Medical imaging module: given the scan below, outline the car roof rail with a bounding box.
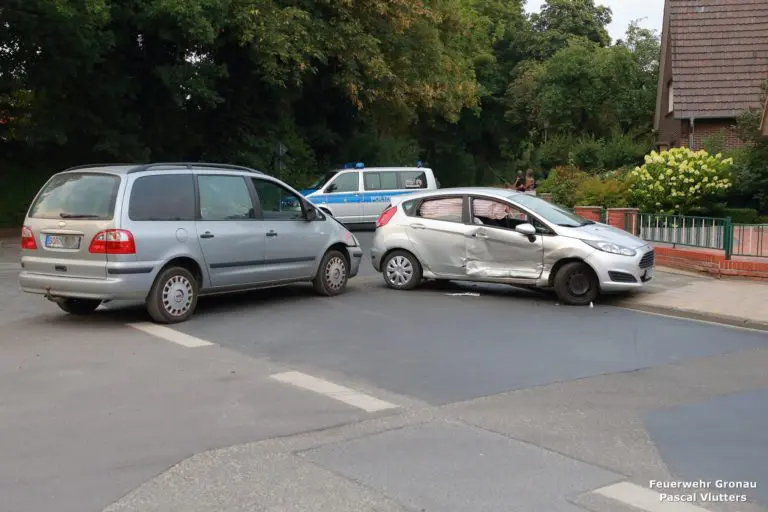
[126,162,263,174]
[62,163,134,172]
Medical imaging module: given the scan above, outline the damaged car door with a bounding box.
[406,195,472,277]
[465,197,544,281]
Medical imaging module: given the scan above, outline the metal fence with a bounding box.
[732,224,768,258]
[632,213,728,251]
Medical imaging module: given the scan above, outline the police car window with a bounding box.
[417,197,463,223]
[251,179,304,220]
[400,171,428,189]
[364,172,398,191]
[325,172,359,193]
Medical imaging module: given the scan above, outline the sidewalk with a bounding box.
[616,266,768,330]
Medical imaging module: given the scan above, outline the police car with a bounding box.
[303,163,439,225]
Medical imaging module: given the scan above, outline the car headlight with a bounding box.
[583,239,636,256]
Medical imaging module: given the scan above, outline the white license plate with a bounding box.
[45,234,81,249]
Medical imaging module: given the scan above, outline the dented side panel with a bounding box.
[404,219,474,277]
[464,226,544,281]
[537,235,598,286]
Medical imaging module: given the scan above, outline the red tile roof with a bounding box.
[669,0,768,119]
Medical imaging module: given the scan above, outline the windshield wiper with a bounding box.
[579,220,596,226]
[59,213,100,219]
[557,223,580,227]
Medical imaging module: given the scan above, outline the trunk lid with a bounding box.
[22,172,122,279]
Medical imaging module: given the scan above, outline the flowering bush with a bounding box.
[628,147,733,213]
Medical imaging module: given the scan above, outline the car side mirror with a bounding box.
[305,207,319,222]
[515,223,536,236]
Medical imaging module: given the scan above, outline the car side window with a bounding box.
[324,172,359,193]
[400,171,428,189]
[470,198,530,230]
[417,197,463,223]
[197,175,255,221]
[251,179,305,221]
[364,172,398,191]
[129,174,196,221]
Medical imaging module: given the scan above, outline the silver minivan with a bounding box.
[305,166,439,225]
[19,163,363,323]
[370,187,655,305]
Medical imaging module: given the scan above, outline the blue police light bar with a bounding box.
[416,160,423,168]
[355,162,365,169]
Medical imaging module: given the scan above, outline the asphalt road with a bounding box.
[1,232,767,512]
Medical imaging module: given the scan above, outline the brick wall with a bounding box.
[574,206,603,222]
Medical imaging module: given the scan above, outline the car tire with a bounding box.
[146,266,199,324]
[313,249,349,296]
[382,250,422,290]
[56,298,102,315]
[553,261,599,306]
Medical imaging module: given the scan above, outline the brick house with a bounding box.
[654,0,768,151]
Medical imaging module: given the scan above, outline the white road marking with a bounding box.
[127,322,214,348]
[445,292,480,297]
[592,482,714,512]
[270,371,399,412]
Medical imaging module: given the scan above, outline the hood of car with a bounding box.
[558,222,648,250]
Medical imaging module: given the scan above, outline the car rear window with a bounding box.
[28,172,120,220]
[129,174,196,221]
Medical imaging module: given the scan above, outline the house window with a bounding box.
[668,82,674,114]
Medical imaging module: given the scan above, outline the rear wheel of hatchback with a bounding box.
[382,250,422,290]
[146,266,199,324]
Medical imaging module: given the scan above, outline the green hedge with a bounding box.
[0,166,54,228]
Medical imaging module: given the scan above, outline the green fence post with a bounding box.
[723,216,733,260]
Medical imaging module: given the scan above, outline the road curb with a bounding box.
[616,302,768,332]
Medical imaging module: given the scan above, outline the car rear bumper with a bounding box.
[19,269,154,301]
[348,246,363,278]
[586,246,655,292]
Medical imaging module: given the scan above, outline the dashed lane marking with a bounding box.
[270,371,399,412]
[592,481,714,512]
[127,322,215,348]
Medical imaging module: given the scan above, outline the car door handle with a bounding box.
[200,232,214,239]
[411,223,426,230]
[474,232,488,239]
[267,230,278,237]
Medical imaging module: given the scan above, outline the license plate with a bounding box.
[45,234,81,249]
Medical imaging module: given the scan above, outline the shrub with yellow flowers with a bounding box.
[628,147,733,213]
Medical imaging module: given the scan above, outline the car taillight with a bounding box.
[89,230,136,254]
[21,226,37,250]
[376,206,397,228]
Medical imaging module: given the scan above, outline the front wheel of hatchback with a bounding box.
[382,250,422,290]
[56,298,102,315]
[553,261,599,306]
[146,267,199,324]
[313,250,349,296]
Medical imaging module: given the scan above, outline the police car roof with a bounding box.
[338,167,431,172]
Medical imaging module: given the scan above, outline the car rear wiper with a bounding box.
[59,213,100,219]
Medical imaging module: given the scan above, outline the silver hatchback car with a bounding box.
[19,163,363,323]
[370,187,654,305]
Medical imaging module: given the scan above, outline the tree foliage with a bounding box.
[1,0,664,225]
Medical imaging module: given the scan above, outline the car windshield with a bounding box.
[509,193,593,227]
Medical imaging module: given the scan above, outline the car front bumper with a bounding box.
[586,245,655,293]
[347,246,364,278]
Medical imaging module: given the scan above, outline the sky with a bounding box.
[524,0,665,42]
